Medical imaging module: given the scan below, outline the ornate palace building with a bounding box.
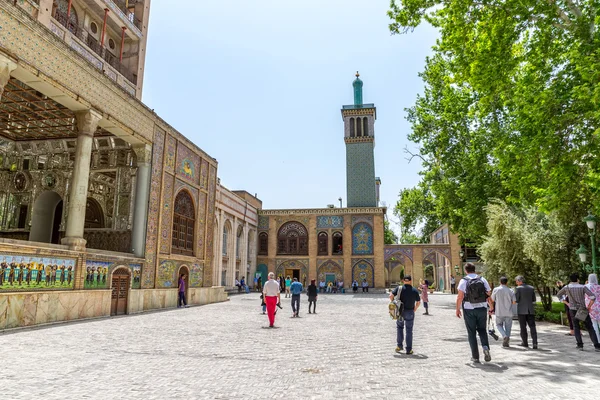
[255,74,387,289]
[0,0,225,330]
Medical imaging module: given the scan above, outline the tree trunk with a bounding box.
[535,285,552,311]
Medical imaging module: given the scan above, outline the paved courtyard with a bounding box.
[2,292,599,399]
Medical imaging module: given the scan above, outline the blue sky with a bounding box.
[143,0,438,230]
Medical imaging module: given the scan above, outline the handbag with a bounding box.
[566,287,590,321]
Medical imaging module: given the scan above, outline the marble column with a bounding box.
[0,57,17,101]
[62,110,102,250]
[131,144,152,258]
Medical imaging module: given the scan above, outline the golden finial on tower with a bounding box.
[356,71,360,78]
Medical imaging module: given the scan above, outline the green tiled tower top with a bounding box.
[353,71,363,106]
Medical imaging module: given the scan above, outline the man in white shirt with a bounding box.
[456,263,493,363]
[262,272,281,328]
[491,276,516,347]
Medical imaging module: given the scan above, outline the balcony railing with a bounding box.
[112,0,143,30]
[53,10,137,85]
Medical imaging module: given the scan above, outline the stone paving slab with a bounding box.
[1,293,599,399]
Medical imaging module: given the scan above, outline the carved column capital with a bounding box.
[74,109,103,136]
[132,144,152,165]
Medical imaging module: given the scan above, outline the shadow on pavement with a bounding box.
[393,353,429,360]
[466,362,509,372]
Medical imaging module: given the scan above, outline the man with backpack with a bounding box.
[389,275,421,355]
[456,263,493,363]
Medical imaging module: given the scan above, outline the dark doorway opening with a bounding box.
[51,200,63,244]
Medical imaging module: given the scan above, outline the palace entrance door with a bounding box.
[111,268,130,316]
[285,269,300,281]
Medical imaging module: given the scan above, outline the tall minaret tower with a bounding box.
[342,72,377,207]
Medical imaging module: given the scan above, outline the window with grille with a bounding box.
[277,221,309,255]
[318,232,328,256]
[332,231,343,254]
[258,233,268,255]
[172,191,195,255]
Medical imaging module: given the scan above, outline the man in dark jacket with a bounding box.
[515,275,538,349]
[389,275,421,355]
[307,280,318,314]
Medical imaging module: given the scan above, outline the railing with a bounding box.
[52,11,138,85]
[112,0,143,30]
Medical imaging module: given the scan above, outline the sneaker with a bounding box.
[518,342,529,348]
[483,349,491,362]
[471,357,481,363]
[406,349,414,355]
[502,337,509,348]
[395,346,403,353]
[532,344,538,350]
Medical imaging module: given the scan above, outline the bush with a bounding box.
[535,302,566,326]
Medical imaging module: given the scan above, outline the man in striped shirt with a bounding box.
[556,273,599,351]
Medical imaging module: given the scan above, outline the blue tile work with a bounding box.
[352,223,374,255]
[352,259,374,287]
[258,216,269,230]
[317,216,344,229]
[346,142,377,207]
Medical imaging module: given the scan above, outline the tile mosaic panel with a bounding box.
[84,260,110,289]
[157,260,177,288]
[174,179,199,201]
[176,144,200,185]
[352,259,374,287]
[130,263,142,289]
[258,216,269,230]
[316,216,344,229]
[351,215,374,225]
[317,260,343,282]
[275,259,309,282]
[143,129,165,288]
[0,254,76,290]
[189,263,204,288]
[200,159,209,189]
[352,222,374,255]
[165,135,176,173]
[159,174,175,254]
[204,165,217,287]
[384,246,413,262]
[196,191,208,260]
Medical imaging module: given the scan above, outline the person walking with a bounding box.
[289,277,303,317]
[177,274,188,308]
[557,280,575,336]
[456,263,493,363]
[585,274,600,341]
[557,273,599,351]
[419,279,430,315]
[263,272,281,328]
[390,275,420,355]
[491,277,516,347]
[514,276,538,349]
[285,276,292,298]
[450,275,456,294]
[307,280,318,314]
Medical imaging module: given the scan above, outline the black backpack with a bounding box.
[465,276,487,303]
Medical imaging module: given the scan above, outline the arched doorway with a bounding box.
[177,265,190,307]
[85,198,104,228]
[29,191,63,243]
[110,267,130,316]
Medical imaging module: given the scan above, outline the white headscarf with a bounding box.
[588,273,598,285]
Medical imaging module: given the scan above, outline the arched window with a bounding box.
[363,117,369,137]
[236,226,243,259]
[172,191,195,255]
[54,0,79,34]
[332,231,343,254]
[258,232,268,255]
[317,232,328,256]
[84,198,104,229]
[222,222,230,256]
[349,117,355,138]
[277,221,308,255]
[358,117,364,137]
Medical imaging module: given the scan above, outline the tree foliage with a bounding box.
[388,0,600,244]
[479,200,577,310]
[384,220,399,244]
[393,184,441,242]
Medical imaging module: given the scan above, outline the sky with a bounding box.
[142,0,439,232]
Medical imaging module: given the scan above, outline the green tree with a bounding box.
[388,0,600,244]
[394,185,441,243]
[384,220,398,244]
